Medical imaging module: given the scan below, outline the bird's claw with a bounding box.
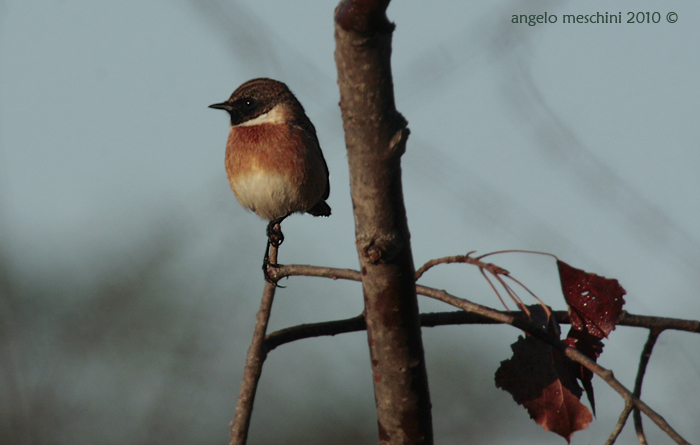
[262,257,285,287]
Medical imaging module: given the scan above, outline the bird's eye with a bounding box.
[244,99,255,108]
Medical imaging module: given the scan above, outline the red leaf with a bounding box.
[496,259,626,442]
[496,335,592,443]
[557,260,626,415]
[557,260,626,339]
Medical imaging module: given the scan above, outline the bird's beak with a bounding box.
[209,102,232,111]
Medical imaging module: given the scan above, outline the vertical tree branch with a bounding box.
[632,328,661,445]
[229,244,279,445]
[334,1,433,443]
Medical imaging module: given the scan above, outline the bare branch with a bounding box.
[274,263,700,334]
[415,252,475,279]
[615,313,699,333]
[604,402,634,445]
[229,245,280,445]
[633,329,661,444]
[266,315,366,352]
[265,311,508,352]
[415,252,508,280]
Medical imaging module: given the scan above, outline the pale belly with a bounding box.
[229,171,304,221]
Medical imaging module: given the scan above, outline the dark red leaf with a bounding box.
[496,307,592,442]
[496,335,592,443]
[557,260,626,415]
[557,260,626,339]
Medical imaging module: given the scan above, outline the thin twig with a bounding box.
[264,309,699,353]
[616,312,699,333]
[415,252,508,280]
[417,252,554,318]
[229,244,280,445]
[415,251,476,279]
[265,315,366,352]
[503,274,551,318]
[633,329,662,445]
[479,267,511,312]
[474,249,558,261]
[266,311,511,352]
[491,271,529,313]
[274,264,700,335]
[604,402,635,445]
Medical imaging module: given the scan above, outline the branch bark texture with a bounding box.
[229,245,279,445]
[334,1,433,443]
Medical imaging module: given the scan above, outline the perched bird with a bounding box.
[209,78,330,281]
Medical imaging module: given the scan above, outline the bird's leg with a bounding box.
[263,217,286,284]
[266,218,285,247]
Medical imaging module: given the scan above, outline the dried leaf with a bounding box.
[557,260,626,414]
[496,307,592,442]
[557,260,626,338]
[495,263,626,440]
[496,335,592,443]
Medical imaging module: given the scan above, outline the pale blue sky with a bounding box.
[1,1,698,443]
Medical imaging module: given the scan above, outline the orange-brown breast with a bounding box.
[224,123,327,220]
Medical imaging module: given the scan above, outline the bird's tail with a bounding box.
[307,201,331,217]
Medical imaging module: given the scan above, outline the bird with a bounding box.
[209,78,330,282]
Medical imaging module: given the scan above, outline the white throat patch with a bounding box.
[235,104,286,127]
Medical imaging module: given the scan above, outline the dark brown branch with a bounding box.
[229,244,280,445]
[266,315,366,352]
[615,313,699,333]
[334,0,433,443]
[263,308,700,354]
[265,311,504,353]
[633,329,661,444]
